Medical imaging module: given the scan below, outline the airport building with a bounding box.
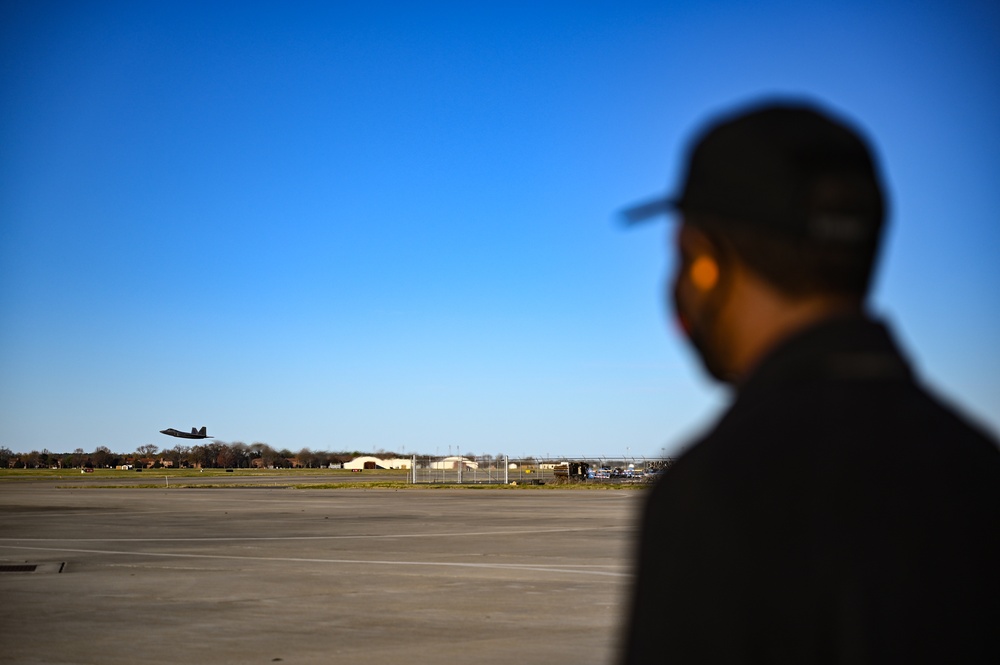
[342,456,412,470]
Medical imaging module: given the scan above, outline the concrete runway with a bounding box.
[0,480,644,664]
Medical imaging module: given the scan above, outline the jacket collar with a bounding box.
[737,314,912,396]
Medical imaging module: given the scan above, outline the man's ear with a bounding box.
[678,222,724,292]
[690,255,719,292]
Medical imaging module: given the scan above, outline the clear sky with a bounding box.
[2,1,998,458]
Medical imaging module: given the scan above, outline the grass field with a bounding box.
[0,467,409,479]
[0,467,647,491]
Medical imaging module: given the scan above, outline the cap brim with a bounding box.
[618,197,676,226]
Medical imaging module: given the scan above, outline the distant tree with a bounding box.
[216,442,249,468]
[264,448,280,467]
[189,444,211,468]
[234,442,251,468]
[91,446,114,468]
[327,452,351,466]
[181,444,203,467]
[205,441,228,468]
[0,446,13,468]
[66,447,85,468]
[219,442,235,468]
[136,444,159,458]
[298,448,319,468]
[251,443,281,468]
[207,442,224,467]
[166,444,189,468]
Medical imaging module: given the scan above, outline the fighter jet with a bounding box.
[160,426,211,439]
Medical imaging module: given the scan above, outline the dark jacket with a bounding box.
[621,315,1000,664]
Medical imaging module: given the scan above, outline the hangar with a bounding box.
[342,456,412,470]
[429,456,478,470]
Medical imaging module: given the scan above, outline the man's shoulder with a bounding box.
[727,315,996,446]
[701,364,998,470]
[653,323,1000,511]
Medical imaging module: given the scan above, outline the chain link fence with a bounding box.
[405,455,675,485]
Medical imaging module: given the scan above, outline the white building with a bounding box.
[429,456,479,470]
[343,456,412,470]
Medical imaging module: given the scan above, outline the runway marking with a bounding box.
[0,544,631,578]
[0,525,629,543]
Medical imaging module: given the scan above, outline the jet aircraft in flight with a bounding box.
[160,426,211,439]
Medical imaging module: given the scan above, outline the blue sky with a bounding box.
[2,1,998,457]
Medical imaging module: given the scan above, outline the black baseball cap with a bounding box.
[622,100,887,244]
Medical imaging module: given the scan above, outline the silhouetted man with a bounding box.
[620,101,1000,664]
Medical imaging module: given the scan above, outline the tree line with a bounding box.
[0,443,404,470]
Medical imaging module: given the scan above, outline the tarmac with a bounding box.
[0,478,643,664]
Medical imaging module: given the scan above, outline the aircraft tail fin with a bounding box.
[198,426,207,437]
